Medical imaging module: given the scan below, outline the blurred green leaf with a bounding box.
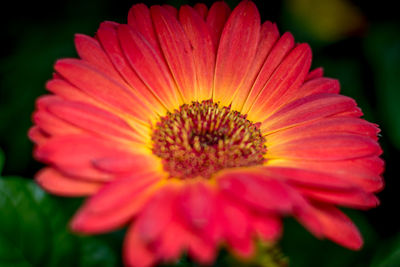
[0,175,119,267]
[371,231,400,267]
[0,177,50,266]
[365,23,400,149]
[79,236,119,267]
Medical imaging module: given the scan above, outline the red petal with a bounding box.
[46,79,100,106]
[179,181,215,230]
[179,5,215,101]
[213,0,260,106]
[152,6,197,102]
[124,224,157,267]
[45,99,143,142]
[54,59,155,124]
[268,157,384,192]
[153,217,216,264]
[36,167,102,196]
[241,32,295,114]
[267,117,380,146]
[35,135,146,181]
[217,195,254,258]
[267,133,382,161]
[293,198,324,238]
[92,153,159,174]
[261,93,362,133]
[252,214,282,241]
[217,168,295,213]
[193,3,208,19]
[162,5,178,17]
[96,22,166,117]
[288,77,340,102]
[28,126,49,145]
[310,204,363,250]
[299,186,379,209]
[206,1,231,49]
[247,43,312,121]
[33,98,82,137]
[71,173,162,234]
[152,220,190,261]
[187,235,216,265]
[117,24,181,110]
[74,34,121,81]
[261,166,356,189]
[135,186,177,243]
[305,67,324,81]
[127,4,162,57]
[231,21,280,111]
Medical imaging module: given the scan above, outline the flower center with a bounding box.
[151,100,266,179]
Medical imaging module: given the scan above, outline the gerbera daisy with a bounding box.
[29,1,383,266]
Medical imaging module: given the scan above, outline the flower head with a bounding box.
[29,1,383,266]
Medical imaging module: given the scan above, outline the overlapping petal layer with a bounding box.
[29,1,383,267]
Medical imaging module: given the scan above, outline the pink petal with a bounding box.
[247,43,312,121]
[193,3,208,19]
[231,21,280,111]
[216,195,254,258]
[252,214,282,241]
[179,181,215,230]
[71,173,162,234]
[152,5,197,102]
[124,224,157,267]
[117,24,182,110]
[267,133,382,161]
[206,1,231,49]
[261,93,362,133]
[96,22,166,117]
[217,168,296,213]
[241,32,295,114]
[36,167,102,196]
[28,126,49,145]
[127,4,162,57]
[54,59,156,124]
[213,0,260,105]
[261,166,356,189]
[135,186,177,243]
[179,5,215,101]
[267,157,384,192]
[74,34,122,81]
[45,99,143,141]
[35,135,147,181]
[266,117,380,146]
[299,186,380,209]
[310,204,363,250]
[305,67,324,81]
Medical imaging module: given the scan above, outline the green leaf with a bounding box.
[0,177,50,266]
[365,23,400,149]
[371,232,400,267]
[79,236,119,267]
[0,176,119,267]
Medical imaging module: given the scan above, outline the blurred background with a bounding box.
[0,0,399,266]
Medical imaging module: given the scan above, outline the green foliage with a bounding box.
[365,23,400,149]
[372,232,400,267]
[0,167,120,267]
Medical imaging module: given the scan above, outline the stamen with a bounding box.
[151,100,266,179]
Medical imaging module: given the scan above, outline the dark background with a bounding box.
[1,0,400,266]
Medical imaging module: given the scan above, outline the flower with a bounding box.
[29,1,383,266]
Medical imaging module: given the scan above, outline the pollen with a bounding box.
[151,100,267,179]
